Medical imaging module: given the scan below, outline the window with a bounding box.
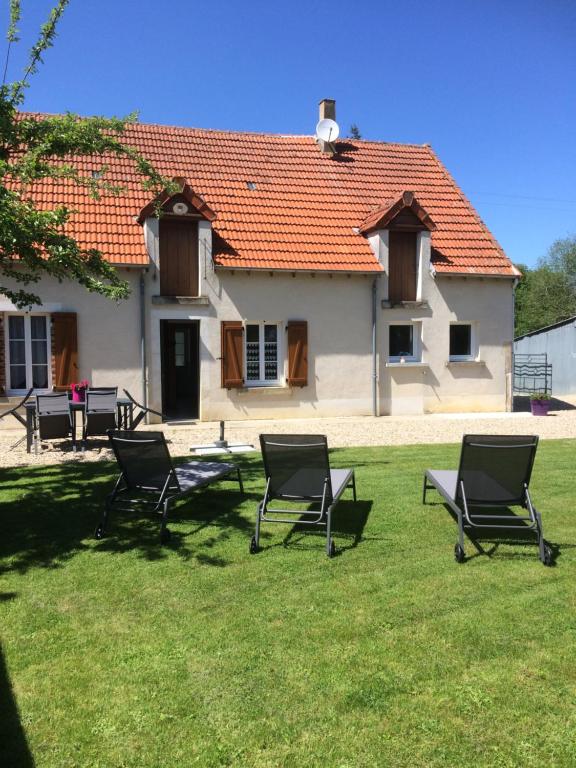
[389,323,420,362]
[6,314,50,391]
[449,323,474,361]
[245,322,280,385]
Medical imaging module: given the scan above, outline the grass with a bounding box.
[1,440,575,767]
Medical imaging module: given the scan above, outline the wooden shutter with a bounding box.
[221,321,244,388]
[159,219,199,297]
[287,321,308,387]
[388,231,417,303]
[51,312,78,390]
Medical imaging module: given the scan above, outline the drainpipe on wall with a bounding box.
[511,276,519,412]
[372,277,378,416]
[139,270,148,417]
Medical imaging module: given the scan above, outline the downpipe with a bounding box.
[372,277,378,416]
[139,270,148,415]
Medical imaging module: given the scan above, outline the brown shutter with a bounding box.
[287,321,308,387]
[51,312,78,390]
[221,321,244,388]
[388,231,417,303]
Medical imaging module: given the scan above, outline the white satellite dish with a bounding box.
[315,118,340,143]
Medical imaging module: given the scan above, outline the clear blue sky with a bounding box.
[5,0,576,266]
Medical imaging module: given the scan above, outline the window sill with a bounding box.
[382,300,429,310]
[386,361,429,368]
[151,295,210,306]
[237,385,290,395]
[446,359,485,367]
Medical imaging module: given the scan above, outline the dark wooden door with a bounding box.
[388,231,417,302]
[159,219,199,297]
[161,321,200,420]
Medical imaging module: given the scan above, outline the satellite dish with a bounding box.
[315,118,340,143]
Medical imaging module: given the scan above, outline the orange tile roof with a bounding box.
[19,115,519,277]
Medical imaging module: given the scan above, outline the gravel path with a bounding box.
[2,408,576,468]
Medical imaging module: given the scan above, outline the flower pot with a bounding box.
[72,389,85,403]
[530,399,550,416]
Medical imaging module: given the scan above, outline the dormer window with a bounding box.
[138,179,217,299]
[359,191,435,305]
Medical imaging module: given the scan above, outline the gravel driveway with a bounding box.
[2,408,576,468]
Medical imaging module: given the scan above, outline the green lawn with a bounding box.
[1,440,575,768]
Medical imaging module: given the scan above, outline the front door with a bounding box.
[161,321,200,420]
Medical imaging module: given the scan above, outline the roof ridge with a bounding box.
[18,110,432,148]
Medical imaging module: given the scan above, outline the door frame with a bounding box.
[160,319,200,420]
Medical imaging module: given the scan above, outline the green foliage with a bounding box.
[514,235,576,337]
[348,123,362,139]
[0,1,167,308]
[529,391,552,401]
[1,441,576,766]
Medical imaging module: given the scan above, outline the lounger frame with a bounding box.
[423,434,551,565]
[252,434,356,557]
[96,430,243,543]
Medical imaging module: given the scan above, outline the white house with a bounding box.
[1,100,520,421]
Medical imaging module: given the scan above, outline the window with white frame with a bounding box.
[245,322,281,386]
[389,323,420,362]
[449,323,474,361]
[6,314,51,391]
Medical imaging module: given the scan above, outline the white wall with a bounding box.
[1,269,143,396]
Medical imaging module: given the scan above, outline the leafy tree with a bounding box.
[514,235,576,336]
[348,123,362,140]
[0,1,166,308]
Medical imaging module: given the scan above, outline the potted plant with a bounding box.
[70,380,89,403]
[529,392,551,416]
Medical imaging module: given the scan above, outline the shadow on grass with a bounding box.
[0,456,264,574]
[255,499,374,556]
[0,643,35,767]
[429,500,559,564]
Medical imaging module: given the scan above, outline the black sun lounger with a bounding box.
[251,434,357,557]
[96,430,244,544]
[423,434,552,565]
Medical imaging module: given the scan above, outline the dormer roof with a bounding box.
[359,191,436,235]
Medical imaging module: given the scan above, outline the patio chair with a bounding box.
[0,387,33,449]
[252,434,357,557]
[422,434,552,565]
[96,430,244,544]
[35,392,73,452]
[82,389,118,448]
[122,389,166,428]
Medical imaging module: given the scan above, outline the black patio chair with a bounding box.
[252,434,357,557]
[82,389,118,448]
[122,389,166,428]
[0,387,33,449]
[423,434,552,565]
[35,392,73,452]
[96,430,244,544]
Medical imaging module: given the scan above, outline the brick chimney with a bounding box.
[318,98,336,122]
[317,99,337,154]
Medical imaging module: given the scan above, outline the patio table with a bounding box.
[23,397,133,453]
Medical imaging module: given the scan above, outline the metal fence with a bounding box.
[513,353,553,395]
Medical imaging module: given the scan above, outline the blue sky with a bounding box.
[4,0,576,266]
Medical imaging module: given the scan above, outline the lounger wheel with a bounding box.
[94,525,105,540]
[328,538,336,558]
[454,543,465,563]
[542,542,553,567]
[160,528,171,545]
[249,535,259,554]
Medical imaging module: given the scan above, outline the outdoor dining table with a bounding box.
[23,396,134,453]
